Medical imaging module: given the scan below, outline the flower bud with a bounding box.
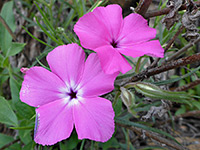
[120,87,138,117]
[20,68,29,74]
[120,87,135,107]
[56,27,65,34]
[129,82,192,105]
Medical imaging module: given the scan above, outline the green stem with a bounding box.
[112,91,121,107]
[135,56,143,73]
[80,139,85,150]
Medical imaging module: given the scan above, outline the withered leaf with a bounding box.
[162,0,183,30]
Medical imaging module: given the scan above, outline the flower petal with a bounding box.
[20,67,65,107]
[79,53,118,97]
[95,46,132,74]
[47,44,85,86]
[74,97,115,142]
[93,4,123,40]
[74,4,123,49]
[118,13,157,45]
[119,40,164,58]
[34,99,74,146]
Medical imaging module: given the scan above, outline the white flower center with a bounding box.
[59,81,83,106]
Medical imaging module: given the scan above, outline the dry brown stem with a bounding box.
[144,0,200,18]
[135,0,153,16]
[123,52,200,84]
[164,37,200,63]
[149,25,185,68]
[0,16,16,41]
[157,110,200,126]
[116,122,186,150]
[173,79,200,91]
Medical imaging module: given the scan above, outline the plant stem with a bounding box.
[144,0,200,18]
[135,0,153,17]
[122,52,200,84]
[149,25,185,68]
[173,79,200,91]
[116,123,184,150]
[164,37,200,63]
[0,16,16,41]
[80,139,85,150]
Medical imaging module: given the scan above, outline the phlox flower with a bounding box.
[20,43,118,145]
[74,4,164,74]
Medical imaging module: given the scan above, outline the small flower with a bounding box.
[20,43,118,145]
[74,4,164,74]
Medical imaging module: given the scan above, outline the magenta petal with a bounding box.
[74,4,123,49]
[118,13,156,45]
[34,99,74,146]
[74,97,115,142]
[93,4,123,40]
[74,11,110,49]
[119,40,164,58]
[95,46,132,74]
[20,67,65,107]
[47,44,85,85]
[79,53,118,97]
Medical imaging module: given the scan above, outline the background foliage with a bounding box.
[0,0,200,149]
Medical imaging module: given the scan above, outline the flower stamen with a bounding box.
[68,88,77,99]
[110,40,118,48]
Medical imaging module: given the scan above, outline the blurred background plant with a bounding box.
[0,0,200,149]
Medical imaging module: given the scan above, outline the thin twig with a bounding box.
[116,122,185,150]
[122,52,200,84]
[144,0,200,18]
[164,26,185,52]
[157,110,200,126]
[135,0,153,16]
[0,139,20,150]
[173,79,200,91]
[0,16,16,41]
[164,37,200,63]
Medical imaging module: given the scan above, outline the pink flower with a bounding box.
[20,44,118,145]
[74,4,164,74]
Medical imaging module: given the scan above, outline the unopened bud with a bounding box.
[120,87,135,107]
[20,68,29,74]
[120,87,138,117]
[132,82,192,104]
[56,27,65,34]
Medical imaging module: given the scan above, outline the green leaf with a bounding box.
[0,96,18,126]
[6,42,26,57]
[0,54,4,66]
[10,126,34,130]
[0,1,16,53]
[175,105,186,116]
[22,141,35,150]
[0,133,14,148]
[100,137,120,149]
[18,120,33,144]
[59,132,80,150]
[192,101,200,110]
[113,96,122,117]
[9,76,35,119]
[87,0,103,13]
